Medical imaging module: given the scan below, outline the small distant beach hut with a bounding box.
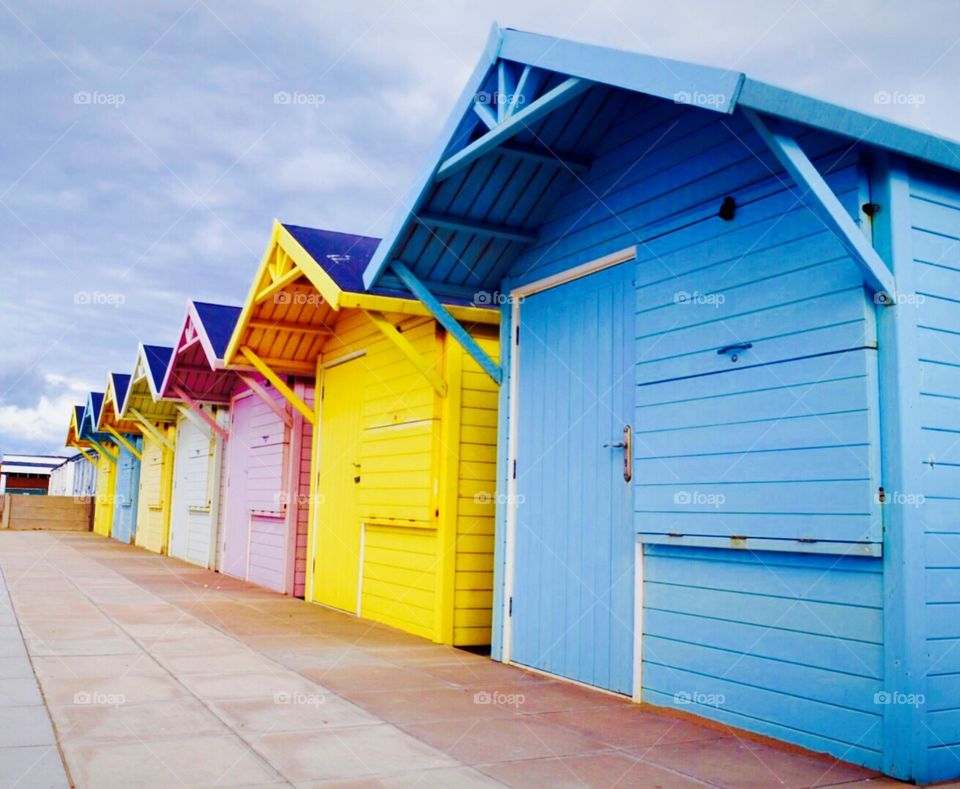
[64,405,99,498]
[159,301,241,569]
[225,222,499,645]
[81,392,118,537]
[98,372,143,544]
[119,344,178,555]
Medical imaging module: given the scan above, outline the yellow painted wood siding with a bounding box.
[134,426,175,554]
[92,450,116,537]
[453,331,499,645]
[358,317,440,526]
[361,524,437,641]
[309,311,498,645]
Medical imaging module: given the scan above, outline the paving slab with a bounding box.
[0,564,70,788]
[0,532,902,788]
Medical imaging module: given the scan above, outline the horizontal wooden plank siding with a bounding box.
[643,545,884,769]
[454,334,499,645]
[910,163,960,779]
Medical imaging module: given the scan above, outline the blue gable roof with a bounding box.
[143,345,172,393]
[283,224,381,295]
[110,372,131,409]
[193,302,241,361]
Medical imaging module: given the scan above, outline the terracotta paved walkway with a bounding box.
[0,532,902,788]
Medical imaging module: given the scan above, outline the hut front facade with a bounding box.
[359,25,960,783]
[99,372,143,544]
[81,392,118,538]
[160,301,240,569]
[120,344,178,555]
[226,222,499,645]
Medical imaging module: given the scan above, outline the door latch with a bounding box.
[604,425,632,482]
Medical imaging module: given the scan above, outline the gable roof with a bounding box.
[363,23,960,290]
[66,404,90,448]
[224,221,496,374]
[99,372,140,433]
[80,391,110,442]
[193,302,242,360]
[120,343,178,421]
[160,301,242,402]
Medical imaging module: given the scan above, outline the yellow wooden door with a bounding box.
[92,451,116,537]
[311,358,365,612]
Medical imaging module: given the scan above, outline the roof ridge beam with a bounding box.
[436,76,592,182]
[415,212,537,244]
[391,261,502,385]
[744,108,895,299]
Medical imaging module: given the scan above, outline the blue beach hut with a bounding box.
[360,24,960,783]
[99,372,143,544]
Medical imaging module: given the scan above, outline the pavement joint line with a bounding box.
[0,532,892,787]
[0,559,73,788]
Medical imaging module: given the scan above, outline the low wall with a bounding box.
[0,495,93,531]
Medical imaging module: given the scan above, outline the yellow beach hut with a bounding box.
[81,392,118,537]
[119,344,178,555]
[225,222,500,646]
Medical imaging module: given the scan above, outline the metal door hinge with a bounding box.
[508,596,513,616]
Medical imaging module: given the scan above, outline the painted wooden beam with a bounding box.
[239,346,315,426]
[473,98,498,130]
[363,310,448,397]
[414,212,537,244]
[340,292,500,325]
[171,385,229,440]
[498,141,591,173]
[104,426,142,461]
[871,153,929,781]
[86,438,117,465]
[74,446,98,466]
[247,318,333,336]
[238,373,293,427]
[496,60,512,123]
[436,77,592,182]
[506,63,543,119]
[390,261,502,385]
[129,409,175,453]
[744,109,896,298]
[254,267,304,304]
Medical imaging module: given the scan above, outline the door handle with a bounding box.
[604,425,632,482]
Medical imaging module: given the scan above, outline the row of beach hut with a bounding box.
[66,223,499,647]
[61,24,960,782]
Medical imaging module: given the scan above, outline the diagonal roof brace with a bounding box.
[390,261,502,385]
[436,77,593,182]
[744,109,896,300]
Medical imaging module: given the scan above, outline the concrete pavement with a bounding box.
[0,532,901,788]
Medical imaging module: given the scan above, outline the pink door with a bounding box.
[219,380,312,595]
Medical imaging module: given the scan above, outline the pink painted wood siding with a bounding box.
[219,376,313,596]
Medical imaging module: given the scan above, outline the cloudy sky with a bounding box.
[2,1,958,455]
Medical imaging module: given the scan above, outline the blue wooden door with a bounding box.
[112,438,141,544]
[512,262,635,694]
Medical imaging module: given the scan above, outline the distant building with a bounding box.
[0,454,69,495]
[48,453,97,498]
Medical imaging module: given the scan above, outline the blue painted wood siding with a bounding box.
[506,100,882,552]
[495,98,887,766]
[643,545,883,769]
[111,439,141,544]
[910,163,960,780]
